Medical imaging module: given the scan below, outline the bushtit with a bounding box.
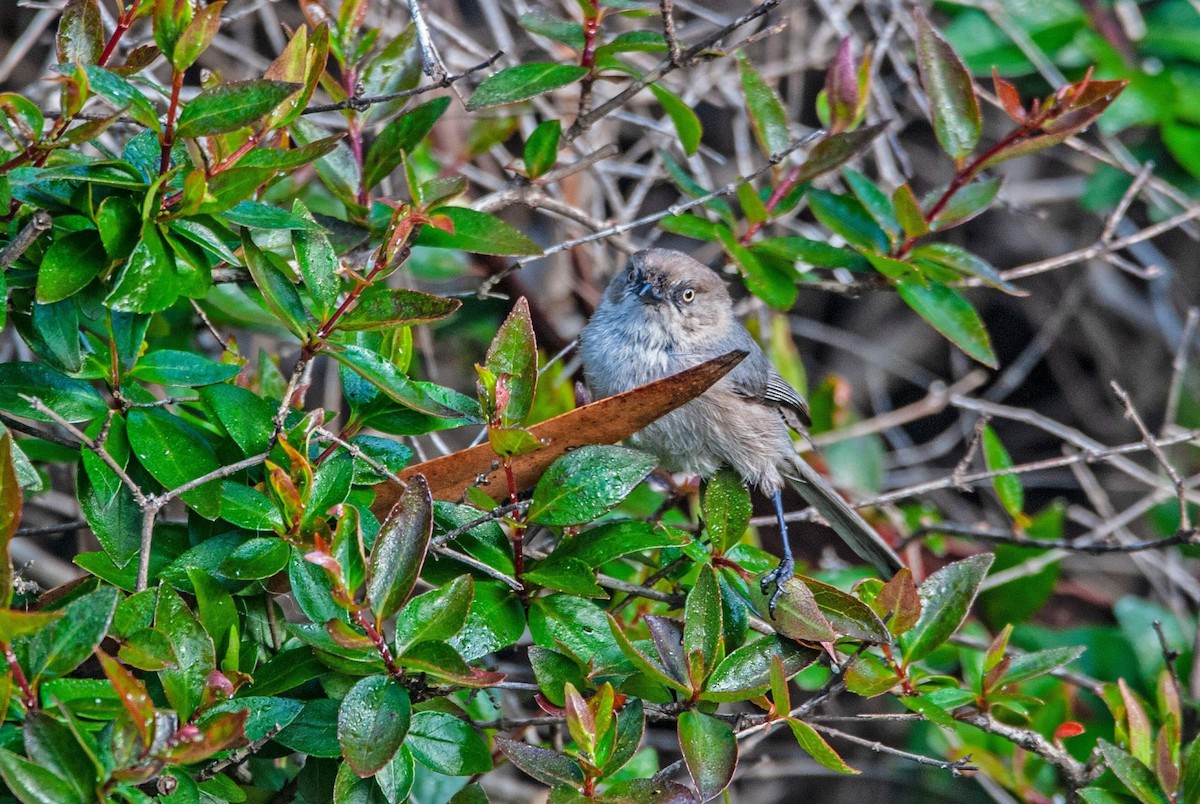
[579,248,902,612]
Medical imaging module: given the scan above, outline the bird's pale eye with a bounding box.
[681,288,695,303]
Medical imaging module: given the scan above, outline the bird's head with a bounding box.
[604,249,733,340]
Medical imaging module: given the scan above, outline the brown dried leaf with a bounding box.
[374,350,747,509]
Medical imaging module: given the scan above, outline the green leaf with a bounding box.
[896,279,997,368]
[80,65,162,133]
[23,712,99,802]
[466,63,589,110]
[290,200,340,319]
[218,482,284,533]
[0,748,84,804]
[683,566,723,683]
[909,241,1023,295]
[21,586,118,683]
[527,445,656,526]
[128,349,241,386]
[275,698,341,758]
[754,236,869,271]
[199,383,274,456]
[176,79,301,138]
[406,711,492,775]
[338,288,459,333]
[155,584,216,720]
[661,213,725,242]
[677,710,737,802]
[914,8,981,162]
[843,168,900,243]
[219,536,290,580]
[0,610,63,643]
[36,230,107,303]
[704,635,820,702]
[720,230,797,310]
[0,362,106,422]
[393,575,474,656]
[649,85,702,156]
[844,653,902,697]
[485,297,537,427]
[607,613,689,694]
[523,119,562,178]
[127,407,222,518]
[900,553,994,663]
[518,12,584,48]
[329,344,479,420]
[415,207,543,256]
[737,52,790,158]
[242,232,312,338]
[1001,645,1085,686]
[363,97,452,190]
[523,555,604,597]
[302,452,354,529]
[703,469,751,553]
[807,189,890,253]
[549,520,688,568]
[928,176,1001,230]
[338,675,412,778]
[367,474,433,622]
[787,719,859,774]
[496,738,584,787]
[981,425,1024,518]
[1098,739,1170,804]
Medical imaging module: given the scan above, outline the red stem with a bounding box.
[740,162,805,244]
[353,610,401,676]
[3,643,36,710]
[504,461,526,580]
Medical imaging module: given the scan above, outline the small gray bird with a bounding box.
[579,248,903,613]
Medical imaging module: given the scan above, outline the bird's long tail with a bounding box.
[782,456,904,577]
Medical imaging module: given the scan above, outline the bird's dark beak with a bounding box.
[636,280,662,303]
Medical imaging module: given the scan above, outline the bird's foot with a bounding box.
[760,557,795,619]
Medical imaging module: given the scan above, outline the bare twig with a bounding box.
[1111,381,1189,530]
[0,211,52,269]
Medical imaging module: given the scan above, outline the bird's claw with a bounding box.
[760,557,795,619]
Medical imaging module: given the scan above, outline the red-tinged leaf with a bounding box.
[338,287,461,331]
[747,577,837,644]
[1156,726,1179,796]
[678,710,736,801]
[496,737,585,787]
[367,475,433,622]
[97,650,155,747]
[325,618,374,650]
[993,68,1025,123]
[485,297,537,428]
[794,124,886,185]
[564,682,596,756]
[899,553,994,663]
[160,710,249,764]
[870,567,921,637]
[981,79,1127,169]
[57,0,103,65]
[984,624,1013,673]
[844,653,902,697]
[825,37,859,134]
[0,610,64,643]
[1055,722,1085,740]
[1120,678,1154,766]
[786,719,860,774]
[170,0,223,71]
[914,8,980,163]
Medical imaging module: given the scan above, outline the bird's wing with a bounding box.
[727,346,812,429]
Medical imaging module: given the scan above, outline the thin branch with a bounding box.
[660,0,684,66]
[1111,381,1189,530]
[959,712,1097,789]
[302,52,501,115]
[480,130,820,296]
[565,0,780,141]
[903,523,1198,554]
[1163,307,1199,437]
[159,452,270,504]
[813,724,978,775]
[0,211,53,269]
